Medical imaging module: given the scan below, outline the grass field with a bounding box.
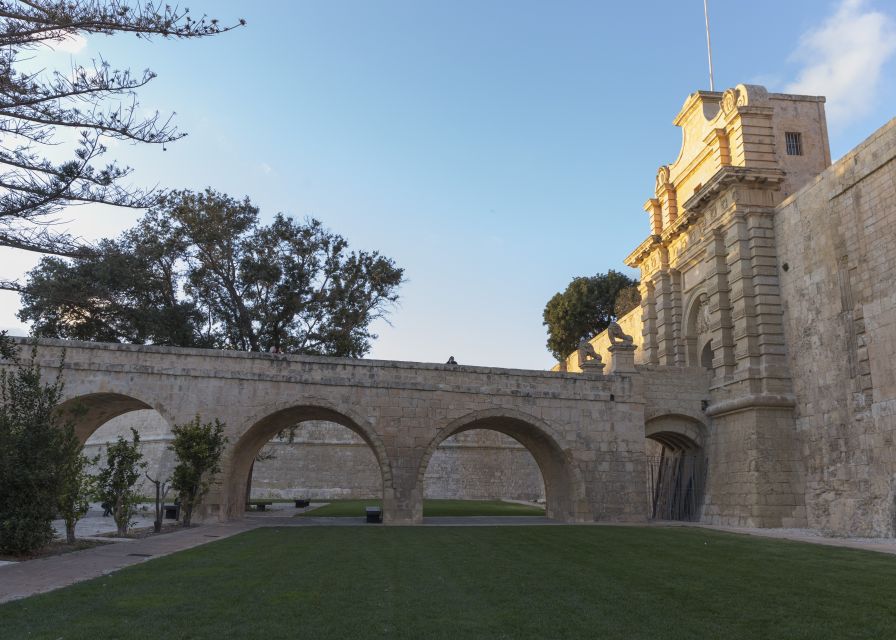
[299,499,545,517]
[2,526,895,639]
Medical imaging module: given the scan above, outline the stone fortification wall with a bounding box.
[776,117,896,536]
[85,413,545,502]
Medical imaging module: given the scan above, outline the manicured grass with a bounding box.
[299,498,546,517]
[3,526,896,639]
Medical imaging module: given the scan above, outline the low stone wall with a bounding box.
[85,411,545,502]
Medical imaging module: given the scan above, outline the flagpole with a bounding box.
[704,0,715,91]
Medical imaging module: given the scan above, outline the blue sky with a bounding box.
[1,0,894,369]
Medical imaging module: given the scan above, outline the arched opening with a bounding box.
[226,405,393,520]
[423,429,545,504]
[700,340,714,369]
[56,392,154,444]
[645,415,707,522]
[248,421,382,502]
[54,393,175,535]
[417,411,586,523]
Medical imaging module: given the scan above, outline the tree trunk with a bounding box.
[66,522,76,544]
[244,460,255,509]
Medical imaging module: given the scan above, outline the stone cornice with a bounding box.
[682,166,785,215]
[624,235,661,267]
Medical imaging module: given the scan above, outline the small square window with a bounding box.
[785,132,803,156]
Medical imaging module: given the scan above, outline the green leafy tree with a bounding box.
[18,189,405,356]
[0,341,66,554]
[57,427,98,543]
[94,428,145,536]
[170,416,228,527]
[543,270,639,362]
[613,285,642,319]
[0,1,243,276]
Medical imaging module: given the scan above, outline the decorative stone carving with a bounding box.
[607,321,634,346]
[655,165,671,196]
[721,87,740,115]
[695,293,711,335]
[577,338,604,373]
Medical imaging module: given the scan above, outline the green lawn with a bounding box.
[299,499,545,517]
[2,526,896,639]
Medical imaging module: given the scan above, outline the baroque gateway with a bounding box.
[7,84,896,535]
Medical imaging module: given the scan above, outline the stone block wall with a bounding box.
[85,412,545,502]
[776,117,896,536]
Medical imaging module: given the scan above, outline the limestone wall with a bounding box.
[776,117,896,536]
[85,413,545,502]
[84,410,176,498]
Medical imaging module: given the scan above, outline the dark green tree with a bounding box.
[613,285,642,319]
[0,341,67,554]
[0,1,243,275]
[169,416,227,527]
[543,270,640,362]
[94,428,144,536]
[57,427,98,543]
[18,189,405,357]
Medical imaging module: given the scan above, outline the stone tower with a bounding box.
[624,84,830,527]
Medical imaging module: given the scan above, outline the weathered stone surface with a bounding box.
[86,417,546,502]
[7,338,658,525]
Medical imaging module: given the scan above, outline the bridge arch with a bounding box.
[225,398,394,520]
[416,408,589,522]
[55,392,172,444]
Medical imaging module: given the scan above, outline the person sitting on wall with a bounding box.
[446,356,458,365]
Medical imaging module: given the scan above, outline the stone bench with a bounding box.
[247,502,273,512]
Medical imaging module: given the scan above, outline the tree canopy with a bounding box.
[0,1,242,274]
[18,189,405,357]
[542,270,640,362]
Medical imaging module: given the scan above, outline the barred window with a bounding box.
[785,131,803,156]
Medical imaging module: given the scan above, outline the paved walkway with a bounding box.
[0,520,255,604]
[5,511,896,604]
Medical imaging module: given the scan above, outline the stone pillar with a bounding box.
[580,360,605,375]
[608,344,638,374]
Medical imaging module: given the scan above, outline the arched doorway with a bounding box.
[645,415,706,522]
[417,410,586,522]
[226,404,393,520]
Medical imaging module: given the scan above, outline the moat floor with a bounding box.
[2,525,896,639]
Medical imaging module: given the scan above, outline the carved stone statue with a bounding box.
[607,321,634,346]
[696,293,711,335]
[577,338,602,369]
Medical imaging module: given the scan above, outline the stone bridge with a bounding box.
[5,339,710,524]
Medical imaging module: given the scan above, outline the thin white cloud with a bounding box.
[785,0,896,127]
[48,32,87,54]
[259,162,274,175]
